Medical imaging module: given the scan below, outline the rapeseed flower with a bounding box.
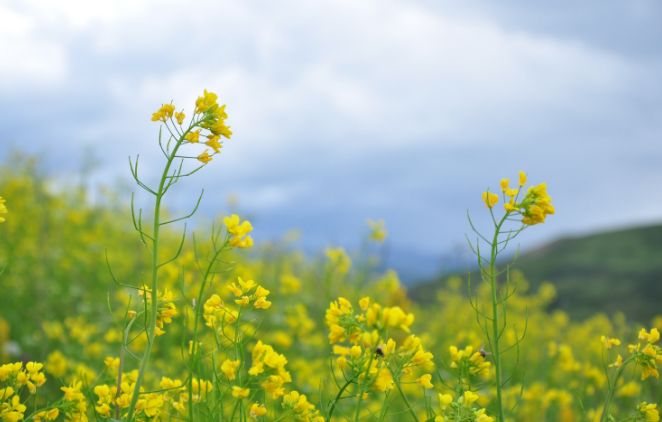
[151,103,175,122]
[224,214,254,248]
[601,336,621,350]
[638,402,660,422]
[221,359,240,380]
[367,219,387,243]
[249,402,267,418]
[481,191,499,209]
[197,150,212,164]
[0,196,7,223]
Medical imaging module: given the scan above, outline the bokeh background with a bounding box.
[2,0,661,279]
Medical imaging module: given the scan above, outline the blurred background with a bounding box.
[1,0,661,282]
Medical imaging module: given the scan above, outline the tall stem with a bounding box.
[391,370,418,422]
[126,133,188,420]
[600,358,633,422]
[327,377,354,420]
[488,215,507,422]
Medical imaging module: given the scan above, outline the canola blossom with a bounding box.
[0,92,660,422]
[0,196,7,223]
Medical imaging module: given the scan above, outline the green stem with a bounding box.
[126,125,193,420]
[600,358,633,422]
[354,383,364,422]
[354,350,376,422]
[327,377,354,420]
[488,214,507,422]
[377,391,391,422]
[391,370,418,422]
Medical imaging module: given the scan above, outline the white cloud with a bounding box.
[0,5,67,88]
[0,0,659,263]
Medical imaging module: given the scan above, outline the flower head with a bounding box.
[482,191,499,209]
[0,196,7,223]
[151,103,175,122]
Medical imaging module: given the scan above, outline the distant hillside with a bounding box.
[408,223,662,322]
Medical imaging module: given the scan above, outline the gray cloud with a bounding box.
[1,0,661,279]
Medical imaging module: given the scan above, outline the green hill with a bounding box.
[408,223,662,322]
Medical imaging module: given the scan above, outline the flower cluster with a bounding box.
[325,247,352,275]
[151,89,232,164]
[0,196,7,223]
[325,296,415,345]
[367,219,387,243]
[630,328,662,380]
[1,362,48,422]
[138,286,178,336]
[436,391,495,422]
[61,380,88,421]
[448,345,492,382]
[92,372,188,419]
[281,390,324,421]
[224,214,254,248]
[203,294,239,328]
[248,341,292,399]
[326,296,434,406]
[229,277,272,310]
[482,171,555,225]
[637,401,660,422]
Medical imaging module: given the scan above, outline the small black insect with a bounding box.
[375,346,384,357]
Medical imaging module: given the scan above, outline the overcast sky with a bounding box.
[1,0,661,278]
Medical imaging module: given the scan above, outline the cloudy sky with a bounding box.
[1,0,661,278]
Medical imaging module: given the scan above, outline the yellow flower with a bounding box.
[185,129,200,143]
[33,408,59,421]
[206,135,222,152]
[249,402,267,418]
[438,393,453,409]
[518,171,527,186]
[417,373,434,389]
[104,356,120,372]
[151,103,176,122]
[367,219,387,243]
[462,390,479,406]
[601,336,621,350]
[504,201,518,212]
[639,328,660,344]
[254,296,272,310]
[175,111,186,125]
[197,150,212,164]
[616,381,641,397]
[639,402,660,422]
[481,191,499,209]
[359,297,371,311]
[326,247,352,274]
[349,345,362,358]
[476,409,495,422]
[61,380,85,402]
[232,386,250,398]
[195,89,219,114]
[373,367,393,392]
[224,215,254,249]
[609,354,623,368]
[221,359,240,380]
[0,196,7,223]
[520,183,554,225]
[641,365,659,380]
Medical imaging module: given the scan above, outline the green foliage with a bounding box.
[410,225,662,322]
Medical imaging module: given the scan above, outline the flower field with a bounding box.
[0,91,660,421]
